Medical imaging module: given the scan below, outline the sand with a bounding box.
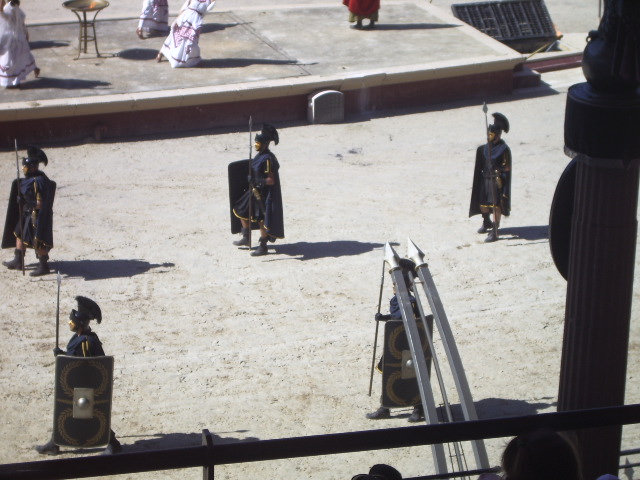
[0,66,639,480]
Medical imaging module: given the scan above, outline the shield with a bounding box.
[381,317,433,408]
[228,159,260,234]
[549,157,577,281]
[53,355,114,448]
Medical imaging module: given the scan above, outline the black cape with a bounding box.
[469,140,511,217]
[2,172,56,249]
[232,150,284,239]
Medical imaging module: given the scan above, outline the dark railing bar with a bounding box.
[620,448,640,456]
[2,404,640,480]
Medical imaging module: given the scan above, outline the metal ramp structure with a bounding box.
[377,239,490,477]
[451,0,559,53]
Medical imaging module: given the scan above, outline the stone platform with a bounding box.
[0,1,580,146]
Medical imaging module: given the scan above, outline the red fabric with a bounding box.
[343,0,379,17]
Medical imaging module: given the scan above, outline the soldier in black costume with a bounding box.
[367,259,424,423]
[2,146,56,276]
[36,296,123,456]
[469,113,512,243]
[231,124,285,256]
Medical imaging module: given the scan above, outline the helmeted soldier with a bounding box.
[367,258,425,423]
[231,124,285,256]
[469,113,512,243]
[2,146,56,276]
[35,296,122,456]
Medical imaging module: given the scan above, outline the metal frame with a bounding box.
[408,238,490,469]
[384,243,449,474]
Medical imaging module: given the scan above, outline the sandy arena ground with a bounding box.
[0,67,639,480]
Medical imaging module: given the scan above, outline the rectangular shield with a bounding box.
[53,355,114,448]
[228,159,260,234]
[381,317,433,408]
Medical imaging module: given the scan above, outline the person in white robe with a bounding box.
[156,0,215,68]
[0,0,39,88]
[136,0,169,39]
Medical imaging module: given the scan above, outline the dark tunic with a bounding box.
[232,149,285,239]
[2,171,56,250]
[384,294,419,320]
[64,331,105,357]
[469,140,511,217]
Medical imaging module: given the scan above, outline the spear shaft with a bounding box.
[482,103,499,239]
[14,139,25,275]
[248,117,253,252]
[55,271,61,349]
[368,260,386,396]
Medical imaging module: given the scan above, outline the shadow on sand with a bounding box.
[50,259,175,281]
[268,240,392,261]
[500,225,549,241]
[123,430,258,453]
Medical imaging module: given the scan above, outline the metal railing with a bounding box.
[1,404,640,480]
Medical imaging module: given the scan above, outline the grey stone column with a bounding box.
[557,151,639,478]
[554,1,640,475]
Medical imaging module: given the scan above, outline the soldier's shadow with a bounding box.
[270,240,387,261]
[50,259,175,280]
[446,397,556,421]
[499,225,549,241]
[122,430,258,452]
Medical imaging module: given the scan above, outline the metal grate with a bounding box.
[451,0,558,53]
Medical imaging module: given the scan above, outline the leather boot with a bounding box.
[366,406,390,419]
[232,227,250,247]
[101,432,122,455]
[251,237,268,256]
[407,405,424,423]
[35,439,60,455]
[477,214,493,233]
[2,249,24,270]
[30,254,50,276]
[484,230,498,243]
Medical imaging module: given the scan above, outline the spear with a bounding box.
[247,116,253,252]
[55,271,61,349]
[14,139,25,276]
[367,260,386,396]
[482,102,499,240]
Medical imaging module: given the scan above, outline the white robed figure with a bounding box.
[137,0,170,39]
[157,0,215,68]
[0,0,39,88]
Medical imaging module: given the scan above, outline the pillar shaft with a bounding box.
[558,155,639,478]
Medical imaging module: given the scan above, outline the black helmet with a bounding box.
[22,146,48,168]
[70,296,102,325]
[255,124,279,145]
[489,112,510,135]
[399,258,416,286]
[369,464,402,480]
